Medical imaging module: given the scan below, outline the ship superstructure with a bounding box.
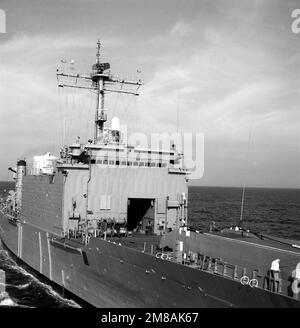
[5,41,188,240]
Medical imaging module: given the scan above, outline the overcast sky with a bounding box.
[0,0,299,188]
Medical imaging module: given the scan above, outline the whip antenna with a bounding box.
[239,115,254,227]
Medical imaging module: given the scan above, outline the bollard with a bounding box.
[150,244,154,255]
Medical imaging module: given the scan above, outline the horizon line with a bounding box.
[1,180,299,190]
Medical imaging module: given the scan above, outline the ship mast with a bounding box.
[56,40,142,144]
[93,40,107,142]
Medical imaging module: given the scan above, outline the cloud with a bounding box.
[132,18,300,187]
[170,21,193,38]
[143,20,195,48]
[0,1,299,187]
[0,35,105,172]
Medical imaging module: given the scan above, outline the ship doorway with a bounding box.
[127,198,155,234]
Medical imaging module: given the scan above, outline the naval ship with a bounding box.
[0,41,299,308]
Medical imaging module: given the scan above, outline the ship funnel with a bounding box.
[17,160,26,179]
[111,117,120,131]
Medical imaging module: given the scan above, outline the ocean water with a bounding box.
[188,186,300,241]
[0,182,299,307]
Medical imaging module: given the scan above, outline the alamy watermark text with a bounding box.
[291,9,300,33]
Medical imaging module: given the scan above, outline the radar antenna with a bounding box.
[56,40,142,143]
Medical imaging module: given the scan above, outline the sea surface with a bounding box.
[0,181,299,307]
[188,186,300,241]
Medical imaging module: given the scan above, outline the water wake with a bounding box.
[0,249,81,308]
[0,282,32,289]
[0,294,34,308]
[0,294,18,307]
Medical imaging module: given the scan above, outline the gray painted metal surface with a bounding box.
[1,210,299,307]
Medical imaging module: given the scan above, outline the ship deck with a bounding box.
[105,233,162,254]
[63,229,300,258]
[206,231,300,255]
[60,232,163,255]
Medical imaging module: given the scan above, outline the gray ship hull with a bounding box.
[1,211,299,308]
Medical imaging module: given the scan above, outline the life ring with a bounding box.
[249,279,258,288]
[240,276,250,285]
[161,253,169,260]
